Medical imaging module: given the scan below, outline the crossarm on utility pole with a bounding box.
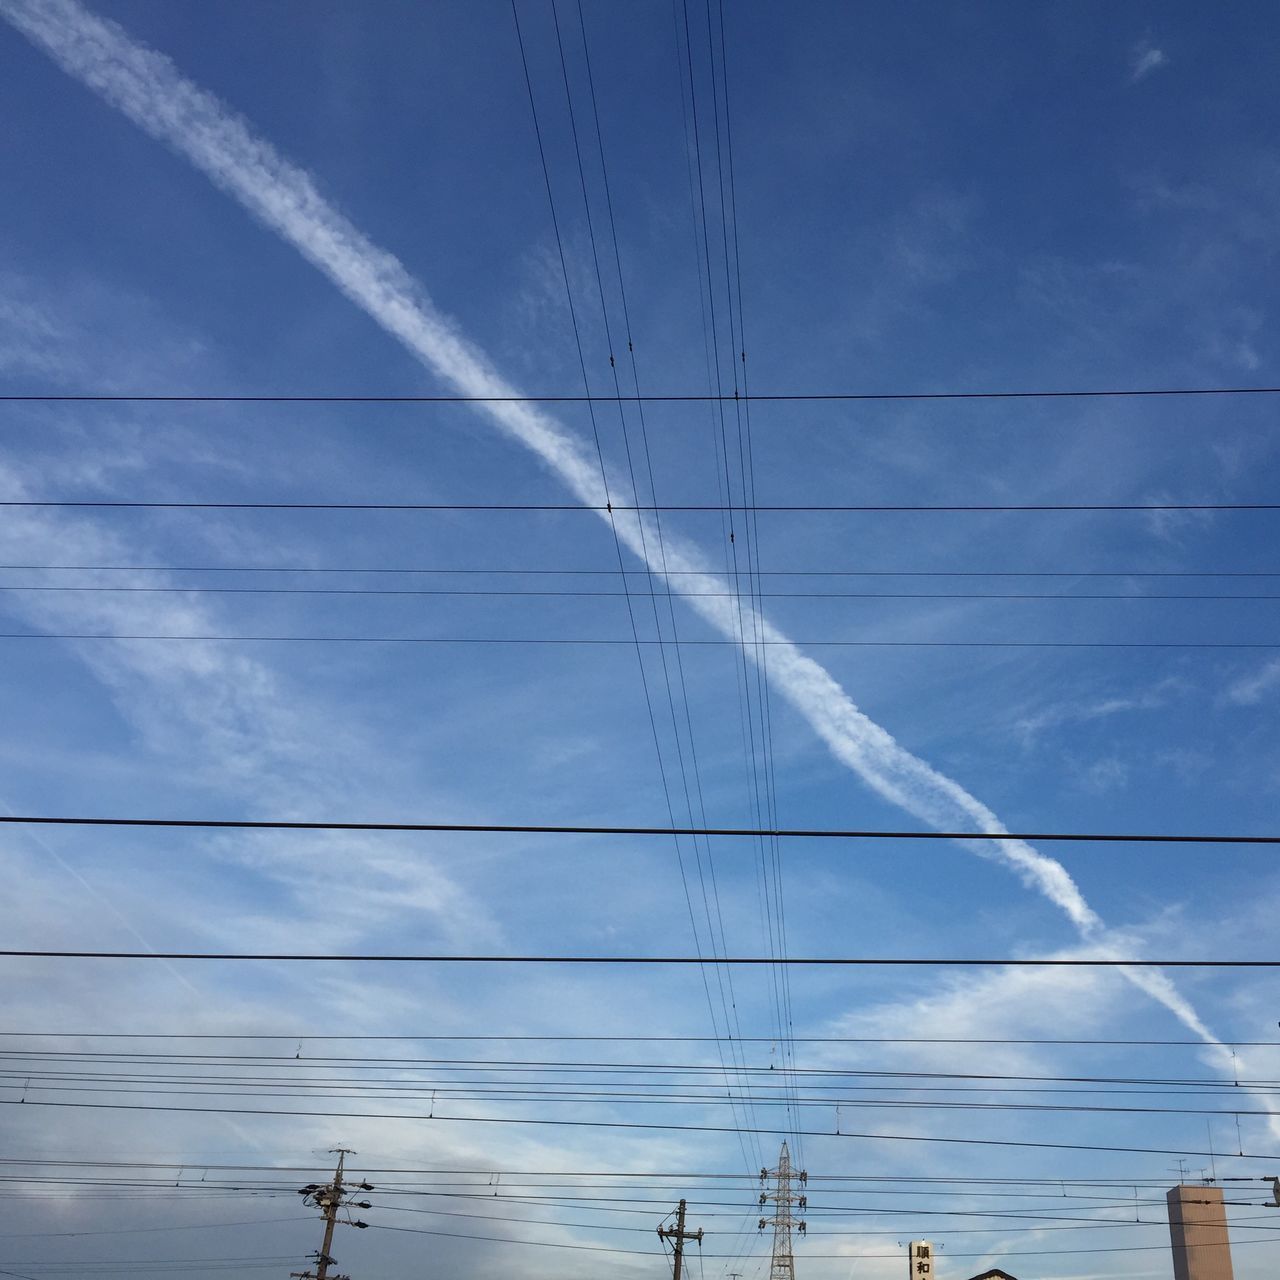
[658,1198,704,1280]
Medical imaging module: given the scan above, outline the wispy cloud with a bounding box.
[0,460,490,956]
[1014,679,1181,746]
[1129,39,1168,84]
[0,288,66,377]
[1072,755,1130,793]
[1,0,1262,1118]
[1141,489,1216,543]
[1224,657,1280,706]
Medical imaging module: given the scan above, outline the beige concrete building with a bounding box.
[1167,1184,1235,1280]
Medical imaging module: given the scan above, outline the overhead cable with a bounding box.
[3,812,1278,843]
[1,950,1276,966]
[7,385,1280,403]
[6,498,1280,512]
[4,631,1278,650]
[3,1095,1280,1159]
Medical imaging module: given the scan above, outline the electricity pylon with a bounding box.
[759,1141,806,1280]
[290,1149,373,1280]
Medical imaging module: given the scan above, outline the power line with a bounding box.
[515,0,765,1182]
[9,563,1280,577]
[5,1095,1280,1159]
[1,951,1276,966]
[1,1055,1274,1087]
[11,583,1280,600]
[5,631,1279,649]
[365,1219,1280,1261]
[0,1179,1219,1204]
[4,813,1279,843]
[1,1180,1233,1221]
[2,1163,1266,1200]
[14,1075,1280,1103]
[364,1201,1233,1237]
[0,1217,312,1239]
[551,0,766,1177]
[0,1256,302,1270]
[11,1080,1275,1118]
[6,385,1280,403]
[6,1032,1273,1046]
[672,0,797,1177]
[1,1159,1239,1184]
[7,498,1280,512]
[0,1183,1255,1211]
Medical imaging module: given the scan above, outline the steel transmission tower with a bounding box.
[758,1141,807,1280]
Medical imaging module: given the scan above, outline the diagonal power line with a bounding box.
[2,814,1280,842]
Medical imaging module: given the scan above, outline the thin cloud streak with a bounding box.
[0,462,489,957]
[1130,40,1168,84]
[0,791,204,997]
[4,0,1268,1122]
[1225,657,1280,705]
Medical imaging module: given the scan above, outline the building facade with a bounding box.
[1167,1184,1235,1280]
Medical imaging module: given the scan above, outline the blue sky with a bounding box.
[2,2,1280,1279]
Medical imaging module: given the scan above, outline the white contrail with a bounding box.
[3,0,1267,1114]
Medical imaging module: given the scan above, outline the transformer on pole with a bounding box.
[759,1141,806,1280]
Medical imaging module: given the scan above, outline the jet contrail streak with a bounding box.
[3,0,1267,1126]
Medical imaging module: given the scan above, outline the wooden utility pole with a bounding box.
[315,1148,345,1280]
[658,1199,704,1280]
[291,1148,373,1280]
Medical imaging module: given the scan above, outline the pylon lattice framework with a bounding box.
[759,1141,807,1280]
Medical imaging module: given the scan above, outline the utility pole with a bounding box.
[759,1141,807,1280]
[658,1198,704,1280]
[291,1148,374,1280]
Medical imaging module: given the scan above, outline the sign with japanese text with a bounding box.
[908,1240,934,1280]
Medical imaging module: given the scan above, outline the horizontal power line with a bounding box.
[9,583,1280,601]
[12,1080,1269,1105]
[0,1055,1269,1089]
[468,1196,1271,1221]
[0,1215,312,1240]
[0,1181,1243,1212]
[1,1055,1268,1086]
[0,1160,1233,1186]
[3,1095,1279,1160]
[1,1058,1268,1089]
[3,631,1278,649]
[0,1179,1243,1220]
[3,813,1276,843]
[5,1031,1272,1046]
[5,1081,1277,1118]
[369,1219,1280,1261]
[0,951,1274,966]
[6,385,1280,403]
[7,498,1280,513]
[11,1072,1271,1099]
[7,563,1280,578]
[367,1202,1204,1237]
[0,1254,300,1269]
[0,1186,1255,1214]
[2,1204,1148,1242]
